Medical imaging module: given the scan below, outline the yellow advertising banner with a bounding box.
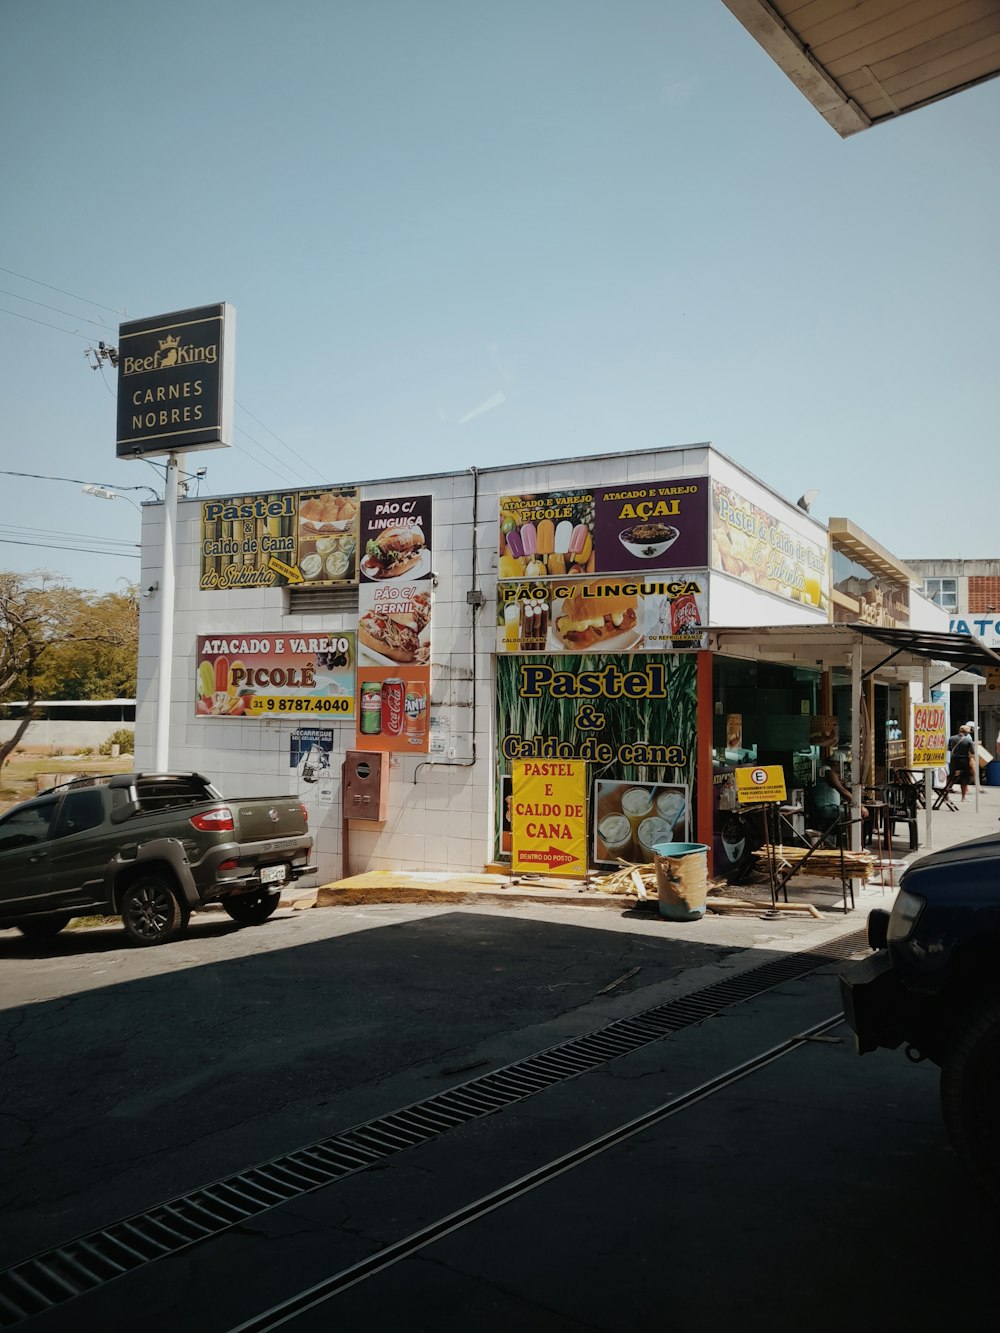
[910,702,947,768]
[986,667,1000,691]
[735,765,787,804]
[511,759,588,877]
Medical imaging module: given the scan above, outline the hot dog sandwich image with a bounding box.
[554,592,638,650]
[362,523,426,579]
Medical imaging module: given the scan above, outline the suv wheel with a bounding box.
[15,914,72,940]
[940,995,1000,1203]
[120,876,190,946]
[223,892,280,926]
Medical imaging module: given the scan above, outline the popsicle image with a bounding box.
[198,661,215,699]
[214,657,230,693]
[568,523,590,554]
[554,519,574,553]
[536,518,555,554]
[505,527,524,559]
[520,522,538,556]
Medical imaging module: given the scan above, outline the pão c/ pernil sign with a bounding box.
[116,303,235,458]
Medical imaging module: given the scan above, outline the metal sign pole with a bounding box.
[153,452,181,771]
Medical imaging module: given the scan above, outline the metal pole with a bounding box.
[924,662,933,850]
[154,452,181,771]
[973,677,981,813]
[850,649,862,853]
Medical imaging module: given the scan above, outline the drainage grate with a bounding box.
[0,930,865,1326]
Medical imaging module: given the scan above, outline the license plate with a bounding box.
[260,864,288,885]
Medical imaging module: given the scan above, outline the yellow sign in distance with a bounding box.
[986,667,1000,692]
[511,759,588,877]
[910,701,947,768]
[735,765,787,805]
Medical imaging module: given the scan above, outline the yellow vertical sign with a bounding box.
[511,760,588,877]
[910,702,947,767]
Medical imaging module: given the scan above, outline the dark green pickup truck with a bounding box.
[0,772,314,946]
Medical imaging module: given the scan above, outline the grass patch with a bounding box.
[0,754,133,813]
[67,915,123,930]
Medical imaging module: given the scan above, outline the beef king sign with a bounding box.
[116,303,235,458]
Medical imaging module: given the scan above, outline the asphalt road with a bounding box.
[1,898,996,1332]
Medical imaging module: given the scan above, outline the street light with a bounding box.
[82,483,145,510]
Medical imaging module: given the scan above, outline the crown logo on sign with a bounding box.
[158,334,180,351]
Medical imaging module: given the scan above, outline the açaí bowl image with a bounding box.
[618,523,680,559]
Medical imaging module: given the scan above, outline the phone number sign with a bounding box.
[195,632,356,719]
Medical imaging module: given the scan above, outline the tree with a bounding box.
[0,573,138,769]
[32,586,139,700]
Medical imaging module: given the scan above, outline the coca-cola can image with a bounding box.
[382,677,406,736]
[670,592,702,646]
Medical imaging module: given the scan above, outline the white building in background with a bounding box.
[905,558,1000,750]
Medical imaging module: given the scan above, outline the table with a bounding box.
[761,804,854,914]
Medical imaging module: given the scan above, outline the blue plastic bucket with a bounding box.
[652,842,710,921]
[986,760,1000,788]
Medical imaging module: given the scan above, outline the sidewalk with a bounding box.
[285,782,1000,947]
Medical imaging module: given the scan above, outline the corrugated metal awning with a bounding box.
[709,622,998,682]
[852,623,1000,671]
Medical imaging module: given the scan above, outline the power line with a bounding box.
[0,305,92,341]
[0,265,124,316]
[233,426,312,486]
[235,400,324,480]
[0,469,160,498]
[0,288,116,332]
[0,537,140,559]
[0,527,139,549]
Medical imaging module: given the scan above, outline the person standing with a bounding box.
[948,725,976,802]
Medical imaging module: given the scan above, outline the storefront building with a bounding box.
[905,558,1000,753]
[134,444,949,883]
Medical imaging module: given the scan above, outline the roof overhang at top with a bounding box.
[828,518,916,584]
[709,622,1000,684]
[721,0,1000,137]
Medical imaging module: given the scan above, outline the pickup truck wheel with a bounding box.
[940,996,1000,1204]
[120,876,190,946]
[15,914,72,940]
[223,892,280,926]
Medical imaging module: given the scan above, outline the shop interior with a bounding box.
[707,623,1000,882]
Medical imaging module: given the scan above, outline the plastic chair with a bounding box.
[883,782,919,852]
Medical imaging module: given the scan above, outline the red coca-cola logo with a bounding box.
[383,679,405,735]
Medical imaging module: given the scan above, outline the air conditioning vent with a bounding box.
[287,586,360,616]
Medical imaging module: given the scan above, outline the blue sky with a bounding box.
[2,1,997,593]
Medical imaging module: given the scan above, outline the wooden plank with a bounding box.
[846,30,1000,101]
[795,0,919,50]
[865,10,1000,81]
[882,40,1000,101]
[841,35,1000,103]
[781,0,890,31]
[819,0,998,74]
